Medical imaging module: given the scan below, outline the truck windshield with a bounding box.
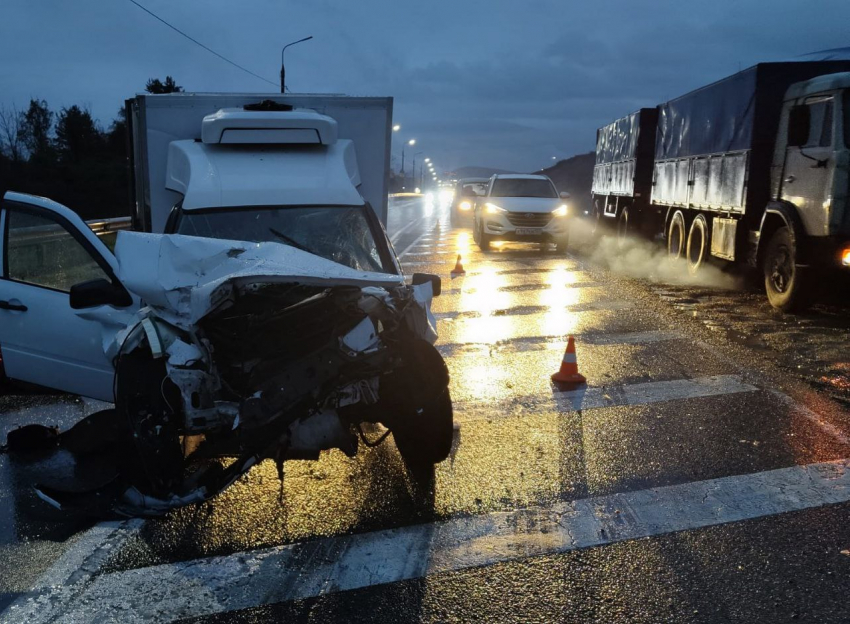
[490,178,557,198]
[175,205,388,273]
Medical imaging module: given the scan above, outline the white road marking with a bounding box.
[451,375,759,421]
[12,458,849,623]
[396,229,433,260]
[389,215,425,244]
[437,330,683,357]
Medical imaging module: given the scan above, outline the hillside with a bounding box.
[536,152,595,215]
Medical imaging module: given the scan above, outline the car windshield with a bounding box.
[490,178,557,198]
[175,205,388,273]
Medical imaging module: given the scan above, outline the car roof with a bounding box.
[492,174,551,180]
[457,177,489,185]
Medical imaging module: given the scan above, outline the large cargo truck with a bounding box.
[591,62,850,311]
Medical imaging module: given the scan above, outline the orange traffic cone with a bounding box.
[551,335,586,385]
[451,254,466,275]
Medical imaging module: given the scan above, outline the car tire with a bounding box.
[667,210,686,260]
[763,226,813,313]
[686,214,709,275]
[394,388,454,469]
[554,232,569,253]
[477,220,492,251]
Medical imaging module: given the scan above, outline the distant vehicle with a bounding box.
[0,94,452,516]
[591,61,850,311]
[450,177,488,226]
[472,174,571,252]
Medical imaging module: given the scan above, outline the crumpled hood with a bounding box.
[114,232,404,326]
[487,197,564,214]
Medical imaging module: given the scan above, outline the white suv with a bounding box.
[472,174,571,252]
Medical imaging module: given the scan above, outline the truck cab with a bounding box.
[159,107,399,275]
[774,73,850,243]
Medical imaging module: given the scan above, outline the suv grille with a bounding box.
[506,212,551,227]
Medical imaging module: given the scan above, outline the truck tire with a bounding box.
[667,211,686,260]
[686,215,709,275]
[763,226,812,313]
[477,220,492,251]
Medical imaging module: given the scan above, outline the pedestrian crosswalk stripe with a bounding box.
[11,458,849,624]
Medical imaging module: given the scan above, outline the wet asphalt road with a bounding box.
[3,194,850,622]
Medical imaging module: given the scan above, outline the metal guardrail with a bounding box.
[85,216,133,236]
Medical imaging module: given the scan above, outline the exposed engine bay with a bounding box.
[5,234,452,517]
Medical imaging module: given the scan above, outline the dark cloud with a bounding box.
[1,0,849,172]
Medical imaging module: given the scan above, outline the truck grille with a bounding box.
[506,212,551,228]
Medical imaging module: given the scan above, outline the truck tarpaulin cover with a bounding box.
[655,66,757,160]
[596,112,640,163]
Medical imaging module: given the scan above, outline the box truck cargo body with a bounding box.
[591,61,850,311]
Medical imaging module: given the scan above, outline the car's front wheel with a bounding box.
[477,219,492,251]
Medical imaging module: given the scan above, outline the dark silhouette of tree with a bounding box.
[54,105,103,162]
[145,76,183,94]
[18,99,54,165]
[0,105,25,163]
[106,107,128,158]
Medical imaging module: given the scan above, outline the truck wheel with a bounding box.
[686,215,709,275]
[667,211,686,260]
[763,226,812,312]
[477,220,492,251]
[616,207,630,246]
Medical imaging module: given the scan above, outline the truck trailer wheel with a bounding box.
[686,215,709,275]
[667,211,686,260]
[763,226,812,313]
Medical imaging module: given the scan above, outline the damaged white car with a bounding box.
[0,191,451,516]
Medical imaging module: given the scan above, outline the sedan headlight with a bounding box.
[459,201,472,211]
[552,204,569,217]
[485,203,506,214]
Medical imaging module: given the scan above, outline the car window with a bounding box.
[803,96,833,148]
[4,208,110,292]
[176,205,388,273]
[490,178,557,198]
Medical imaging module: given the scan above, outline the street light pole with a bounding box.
[280,36,313,93]
[411,151,423,189]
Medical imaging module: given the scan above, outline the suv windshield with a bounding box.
[490,178,557,198]
[175,205,388,273]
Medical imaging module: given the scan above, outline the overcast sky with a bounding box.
[1,0,849,173]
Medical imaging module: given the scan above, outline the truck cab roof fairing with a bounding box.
[165,139,363,209]
[200,108,339,145]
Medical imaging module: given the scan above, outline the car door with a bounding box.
[0,192,137,401]
[781,94,836,236]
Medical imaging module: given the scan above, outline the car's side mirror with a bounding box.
[70,278,133,309]
[559,191,571,199]
[787,105,810,148]
[412,273,442,297]
[461,188,476,197]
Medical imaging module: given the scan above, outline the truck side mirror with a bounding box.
[412,273,441,297]
[788,105,810,148]
[70,279,132,309]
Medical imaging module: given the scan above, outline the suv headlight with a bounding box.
[552,204,569,217]
[485,203,506,214]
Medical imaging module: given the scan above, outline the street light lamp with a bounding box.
[393,124,401,132]
[401,138,417,177]
[280,36,313,93]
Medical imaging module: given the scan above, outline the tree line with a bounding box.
[0,77,182,220]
